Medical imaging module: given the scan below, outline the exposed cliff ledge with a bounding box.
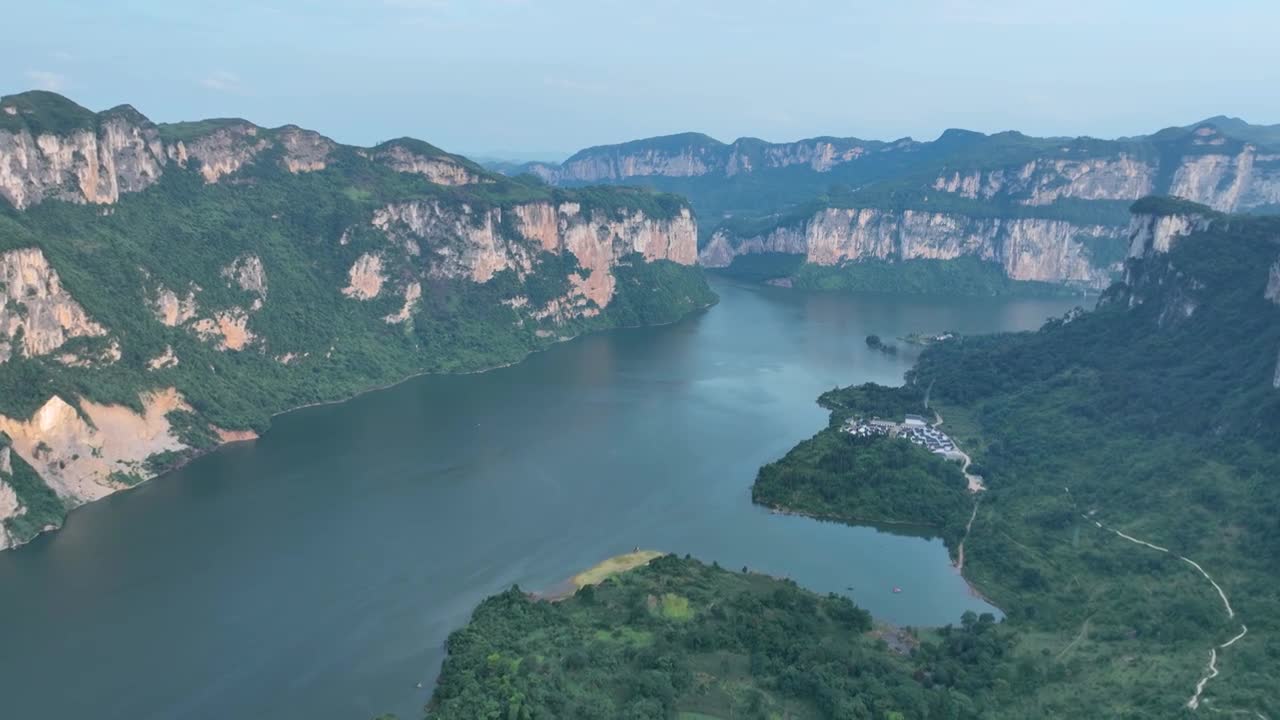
[702,208,1121,288]
[0,247,107,362]
[0,112,164,209]
[527,133,886,184]
[369,200,697,314]
[1125,209,1214,259]
[373,140,487,185]
[0,91,499,210]
[932,154,1154,206]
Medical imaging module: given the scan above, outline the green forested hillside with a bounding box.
[425,203,1280,718]
[757,206,1280,716]
[426,555,1015,720]
[0,92,714,547]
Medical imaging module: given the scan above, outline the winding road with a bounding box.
[1064,487,1260,716]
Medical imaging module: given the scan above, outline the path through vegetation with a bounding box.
[1063,487,1256,715]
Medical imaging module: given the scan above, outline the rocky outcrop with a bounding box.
[384,282,421,324]
[0,111,165,209]
[371,200,697,314]
[167,123,269,183]
[704,208,1122,287]
[700,225,808,267]
[0,247,107,362]
[222,254,268,307]
[151,285,200,327]
[277,126,334,173]
[530,134,883,183]
[341,253,385,299]
[147,345,179,370]
[0,390,188,506]
[0,446,22,550]
[374,143,484,185]
[932,155,1155,205]
[1125,211,1213,259]
[192,309,255,351]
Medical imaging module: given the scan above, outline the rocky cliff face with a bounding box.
[533,134,888,184]
[1124,210,1214,260]
[932,154,1155,206]
[703,208,1121,288]
[0,247,107,362]
[0,111,165,209]
[370,200,697,315]
[0,92,490,210]
[372,142,486,185]
[0,390,193,517]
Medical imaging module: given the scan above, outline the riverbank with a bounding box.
[0,296,719,553]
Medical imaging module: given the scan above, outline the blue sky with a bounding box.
[3,1,1278,159]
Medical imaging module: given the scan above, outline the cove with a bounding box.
[0,276,1080,720]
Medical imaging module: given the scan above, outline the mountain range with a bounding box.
[493,117,1280,291]
[0,90,712,550]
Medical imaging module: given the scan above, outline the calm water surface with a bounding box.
[0,277,1080,719]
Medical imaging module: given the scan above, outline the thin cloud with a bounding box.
[201,70,244,93]
[25,70,67,92]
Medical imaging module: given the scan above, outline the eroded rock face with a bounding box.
[0,115,165,209]
[706,208,1121,287]
[167,123,269,183]
[147,345,179,370]
[223,255,268,302]
[151,285,200,327]
[341,253,385,299]
[700,226,807,268]
[932,155,1155,205]
[1125,212,1213,259]
[0,447,23,550]
[374,144,483,185]
[0,248,107,361]
[384,282,421,324]
[371,199,697,315]
[193,309,255,351]
[277,126,334,173]
[0,390,189,506]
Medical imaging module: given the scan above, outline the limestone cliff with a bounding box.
[703,208,1121,288]
[369,200,697,316]
[0,92,496,211]
[0,102,165,209]
[373,140,487,185]
[1124,209,1214,260]
[531,133,887,184]
[0,247,107,362]
[932,154,1155,206]
[0,90,712,551]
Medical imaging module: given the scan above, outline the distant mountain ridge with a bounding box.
[492,117,1280,292]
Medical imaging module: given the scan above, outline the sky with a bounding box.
[3,0,1279,160]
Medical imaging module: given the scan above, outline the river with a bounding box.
[0,276,1081,719]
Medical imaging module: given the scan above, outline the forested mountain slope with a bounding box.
[501,120,1280,293]
[0,91,714,550]
[425,199,1280,718]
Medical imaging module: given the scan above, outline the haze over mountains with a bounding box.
[492,118,1280,291]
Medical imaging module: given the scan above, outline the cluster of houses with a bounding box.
[843,413,959,457]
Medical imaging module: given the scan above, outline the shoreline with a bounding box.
[3,298,718,553]
[757,498,1005,616]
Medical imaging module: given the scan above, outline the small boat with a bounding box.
[892,586,902,594]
